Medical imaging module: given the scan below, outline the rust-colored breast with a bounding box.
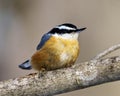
[31,36,80,71]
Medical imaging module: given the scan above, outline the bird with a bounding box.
[19,23,86,76]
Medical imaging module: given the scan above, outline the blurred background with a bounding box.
[0,0,120,96]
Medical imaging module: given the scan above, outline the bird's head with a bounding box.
[49,23,86,40]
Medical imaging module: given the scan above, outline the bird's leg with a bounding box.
[38,68,47,78]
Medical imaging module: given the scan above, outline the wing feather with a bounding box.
[37,33,51,50]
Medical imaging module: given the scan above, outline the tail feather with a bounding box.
[19,60,32,70]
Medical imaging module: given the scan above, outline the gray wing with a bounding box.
[19,33,51,70]
[37,33,51,50]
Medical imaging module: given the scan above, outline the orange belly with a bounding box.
[31,36,80,71]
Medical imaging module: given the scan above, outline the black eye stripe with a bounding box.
[49,28,74,34]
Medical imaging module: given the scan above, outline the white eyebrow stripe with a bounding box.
[55,26,76,30]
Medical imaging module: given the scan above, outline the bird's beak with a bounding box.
[75,27,86,32]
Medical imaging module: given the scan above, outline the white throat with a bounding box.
[53,33,79,40]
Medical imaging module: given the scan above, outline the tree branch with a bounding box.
[92,44,120,60]
[1,44,120,96]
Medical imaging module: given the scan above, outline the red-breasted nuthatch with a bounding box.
[19,23,86,73]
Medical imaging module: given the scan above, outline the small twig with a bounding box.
[93,44,120,60]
